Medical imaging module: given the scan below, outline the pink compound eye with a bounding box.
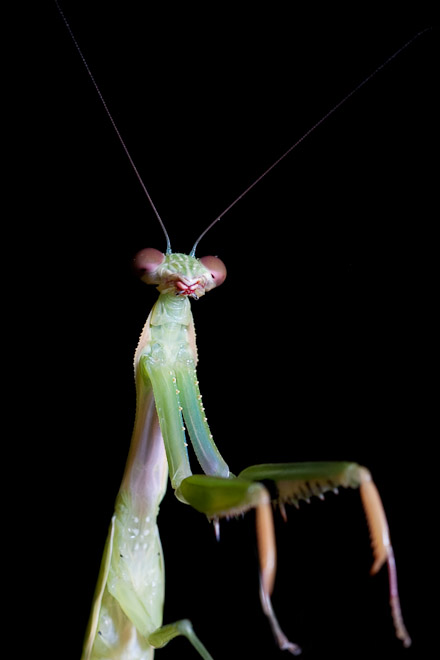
[133,247,165,283]
[199,255,227,287]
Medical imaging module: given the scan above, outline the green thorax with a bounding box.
[150,293,192,327]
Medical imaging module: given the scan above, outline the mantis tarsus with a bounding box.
[53,2,434,656]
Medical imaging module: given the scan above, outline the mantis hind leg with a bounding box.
[148,619,213,660]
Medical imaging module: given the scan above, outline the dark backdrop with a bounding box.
[35,4,437,659]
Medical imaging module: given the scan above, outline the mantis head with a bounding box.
[134,248,227,299]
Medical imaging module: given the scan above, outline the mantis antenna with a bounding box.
[55,1,172,254]
[57,1,429,257]
[190,28,431,256]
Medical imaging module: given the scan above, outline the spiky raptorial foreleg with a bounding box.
[358,468,411,647]
[177,474,301,655]
[239,461,412,649]
[256,500,302,655]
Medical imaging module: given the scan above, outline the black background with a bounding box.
[36,3,437,659]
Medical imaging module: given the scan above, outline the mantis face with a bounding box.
[134,248,227,299]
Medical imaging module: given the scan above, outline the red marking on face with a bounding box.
[176,279,201,295]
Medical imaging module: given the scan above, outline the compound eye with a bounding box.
[199,255,227,287]
[133,248,165,283]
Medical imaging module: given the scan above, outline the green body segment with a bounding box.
[178,462,363,521]
[148,619,213,659]
[139,291,229,489]
[178,474,269,519]
[174,462,367,525]
[140,347,192,490]
[82,374,168,660]
[106,492,165,639]
[238,461,358,484]
[239,461,362,505]
[83,493,165,660]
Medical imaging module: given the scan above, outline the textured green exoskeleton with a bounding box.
[81,251,411,659]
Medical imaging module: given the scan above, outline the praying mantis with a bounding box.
[53,2,434,655]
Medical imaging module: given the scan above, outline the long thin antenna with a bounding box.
[55,1,172,254]
[190,29,430,256]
